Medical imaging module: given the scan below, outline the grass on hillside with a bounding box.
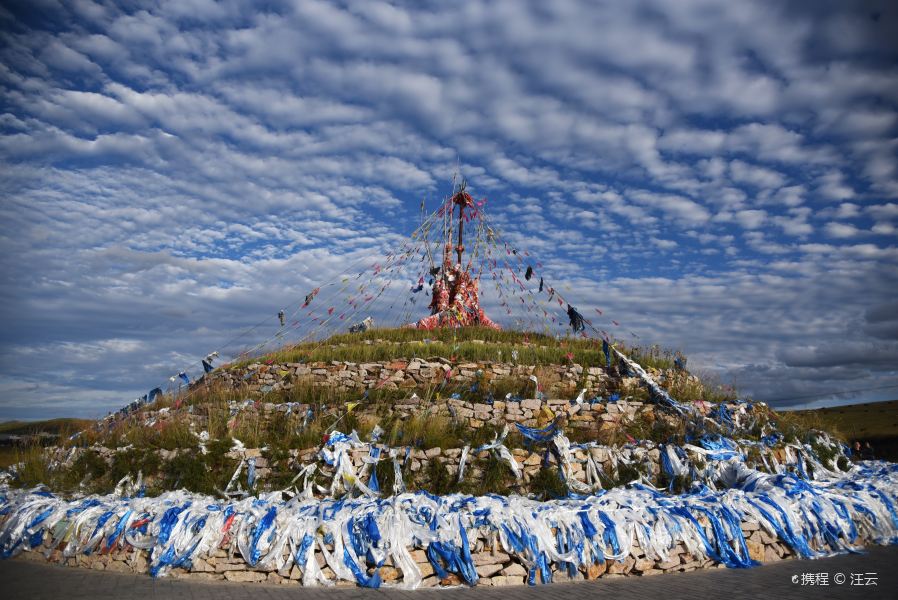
[0,418,93,436]
[0,327,751,496]
[789,400,898,441]
[4,389,827,498]
[66,326,737,454]
[788,400,898,461]
[231,327,683,371]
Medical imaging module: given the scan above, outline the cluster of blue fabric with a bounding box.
[1,457,897,588]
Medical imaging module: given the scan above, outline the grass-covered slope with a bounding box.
[237,326,681,370]
[790,400,898,461]
[0,418,93,437]
[3,328,844,498]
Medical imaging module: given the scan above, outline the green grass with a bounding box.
[158,440,240,496]
[663,371,737,404]
[0,446,19,469]
[458,454,518,496]
[2,326,776,497]
[296,326,564,347]
[0,418,93,436]
[787,399,898,461]
[528,466,568,499]
[229,327,680,370]
[245,340,609,370]
[109,447,162,486]
[788,400,898,441]
[420,459,457,495]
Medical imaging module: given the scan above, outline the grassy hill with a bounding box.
[0,418,93,437]
[790,399,898,460]
[0,418,94,469]
[237,326,684,370]
[4,328,866,496]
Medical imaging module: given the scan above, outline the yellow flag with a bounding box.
[345,402,359,413]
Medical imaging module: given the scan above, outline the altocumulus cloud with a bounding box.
[0,0,897,419]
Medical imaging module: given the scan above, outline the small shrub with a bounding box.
[13,446,54,488]
[162,452,210,493]
[529,466,568,499]
[460,455,516,496]
[109,448,161,484]
[421,460,457,495]
[70,449,108,485]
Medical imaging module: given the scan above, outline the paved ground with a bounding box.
[2,546,897,600]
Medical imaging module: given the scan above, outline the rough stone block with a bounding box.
[476,563,503,578]
[190,557,215,572]
[585,561,607,580]
[224,570,267,582]
[502,562,527,577]
[633,558,655,572]
[490,575,525,586]
[471,551,509,565]
[746,539,765,563]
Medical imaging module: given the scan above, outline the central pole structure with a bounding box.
[410,180,500,330]
[455,184,466,265]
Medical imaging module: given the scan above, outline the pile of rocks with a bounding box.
[50,405,796,494]
[439,395,650,433]
[14,518,805,587]
[213,359,636,397]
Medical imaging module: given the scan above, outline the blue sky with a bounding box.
[1,0,897,420]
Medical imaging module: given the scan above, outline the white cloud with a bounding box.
[734,209,767,230]
[628,190,711,225]
[824,222,862,239]
[872,222,895,236]
[729,159,786,189]
[817,171,856,201]
[835,203,861,218]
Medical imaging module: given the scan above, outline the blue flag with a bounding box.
[602,340,611,368]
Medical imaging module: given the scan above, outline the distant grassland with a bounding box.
[790,399,898,461]
[0,418,93,469]
[0,418,92,436]
[790,399,898,441]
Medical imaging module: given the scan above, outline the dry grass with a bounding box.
[789,400,898,442]
[232,327,653,369]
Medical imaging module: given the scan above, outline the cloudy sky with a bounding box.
[1,0,897,420]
